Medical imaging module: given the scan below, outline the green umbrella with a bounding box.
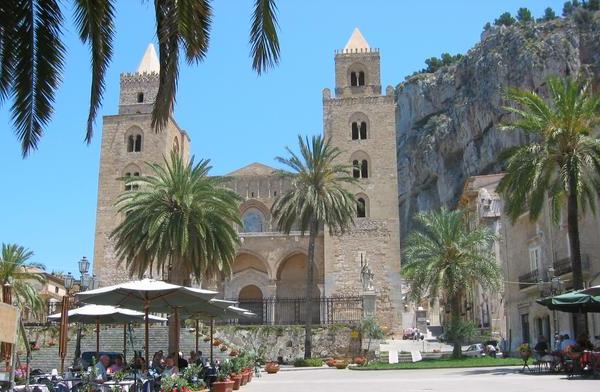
[536,290,600,313]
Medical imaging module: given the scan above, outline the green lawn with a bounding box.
[351,356,523,370]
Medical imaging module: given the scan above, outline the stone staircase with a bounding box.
[23,325,231,372]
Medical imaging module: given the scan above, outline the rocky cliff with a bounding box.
[396,13,600,240]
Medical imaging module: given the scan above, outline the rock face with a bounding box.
[396,14,600,240]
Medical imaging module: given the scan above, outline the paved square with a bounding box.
[243,367,598,392]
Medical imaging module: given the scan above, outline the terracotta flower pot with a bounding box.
[334,360,348,369]
[241,371,249,385]
[325,358,335,367]
[230,374,242,390]
[212,380,234,392]
[353,356,366,366]
[213,339,222,346]
[265,362,280,374]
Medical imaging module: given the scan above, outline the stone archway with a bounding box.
[275,252,320,324]
[238,284,264,324]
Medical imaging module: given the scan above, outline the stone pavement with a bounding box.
[243,366,598,392]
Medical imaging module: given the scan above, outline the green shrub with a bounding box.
[293,358,324,367]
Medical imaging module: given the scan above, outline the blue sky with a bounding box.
[0,0,566,275]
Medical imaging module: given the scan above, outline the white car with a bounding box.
[463,343,486,357]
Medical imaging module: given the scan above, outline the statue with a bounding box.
[360,254,374,291]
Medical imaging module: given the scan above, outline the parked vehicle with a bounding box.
[463,344,486,357]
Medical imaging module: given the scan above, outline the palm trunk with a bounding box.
[567,176,586,334]
[167,265,189,355]
[304,218,318,359]
[450,294,462,359]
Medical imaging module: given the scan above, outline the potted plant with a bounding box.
[212,362,234,392]
[265,361,279,374]
[228,357,242,391]
[183,364,207,391]
[353,356,366,366]
[220,345,228,352]
[334,359,348,369]
[160,375,190,392]
[518,343,532,366]
[325,358,335,367]
[212,339,222,347]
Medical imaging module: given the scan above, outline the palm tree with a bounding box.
[0,0,280,156]
[497,76,600,332]
[401,208,502,358]
[271,135,357,359]
[110,151,241,352]
[0,243,47,318]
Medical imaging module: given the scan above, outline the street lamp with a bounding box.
[78,256,90,276]
[64,272,74,291]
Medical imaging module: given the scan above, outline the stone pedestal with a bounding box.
[362,290,377,318]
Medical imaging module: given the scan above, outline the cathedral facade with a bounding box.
[93,30,403,330]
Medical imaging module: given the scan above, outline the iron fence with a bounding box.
[222,296,363,326]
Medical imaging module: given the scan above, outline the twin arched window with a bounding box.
[124,171,140,191]
[350,71,365,87]
[352,160,369,179]
[242,208,265,233]
[127,134,142,153]
[352,121,367,140]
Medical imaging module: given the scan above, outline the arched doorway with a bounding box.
[276,253,320,324]
[238,284,264,324]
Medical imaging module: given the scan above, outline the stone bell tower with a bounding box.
[322,28,403,331]
[92,44,191,285]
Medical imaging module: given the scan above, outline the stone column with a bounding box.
[362,290,377,318]
[267,282,277,325]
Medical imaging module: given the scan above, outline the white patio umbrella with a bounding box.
[75,279,219,363]
[581,285,600,296]
[48,304,167,359]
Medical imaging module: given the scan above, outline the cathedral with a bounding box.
[93,29,404,331]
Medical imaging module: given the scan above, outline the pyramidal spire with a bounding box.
[136,43,160,74]
[344,27,370,51]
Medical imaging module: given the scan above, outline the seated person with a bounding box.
[162,355,179,377]
[95,355,111,382]
[177,352,188,370]
[109,355,124,374]
[189,351,198,366]
[561,334,577,351]
[575,333,594,351]
[151,351,165,373]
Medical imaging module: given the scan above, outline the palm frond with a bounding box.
[177,0,211,64]
[152,0,180,132]
[249,0,280,75]
[11,0,65,156]
[73,0,115,143]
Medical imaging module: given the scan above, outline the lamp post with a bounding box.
[537,266,562,350]
[59,273,74,374]
[72,257,99,368]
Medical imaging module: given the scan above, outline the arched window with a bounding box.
[352,122,359,140]
[352,160,360,178]
[357,198,366,218]
[359,122,367,139]
[242,208,265,232]
[127,135,134,152]
[124,171,140,191]
[361,159,369,178]
[352,121,367,140]
[134,135,142,152]
[350,71,358,87]
[358,71,365,86]
[137,92,144,103]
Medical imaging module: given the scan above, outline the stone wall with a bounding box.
[213,324,359,362]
